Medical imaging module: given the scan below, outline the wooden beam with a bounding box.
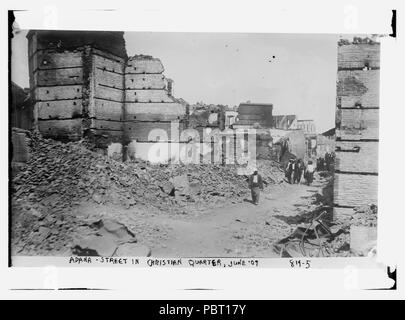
[93,54,124,74]
[35,85,83,101]
[37,99,83,120]
[33,50,83,70]
[125,102,186,121]
[91,119,123,131]
[94,68,124,89]
[34,67,84,86]
[126,121,186,142]
[38,119,82,139]
[126,58,164,74]
[125,89,174,103]
[92,48,125,64]
[125,74,166,89]
[93,99,122,121]
[94,85,124,102]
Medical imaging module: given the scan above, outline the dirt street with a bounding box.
[143,175,329,257]
[11,134,332,257]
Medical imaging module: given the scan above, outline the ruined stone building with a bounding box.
[334,40,380,220]
[27,30,187,161]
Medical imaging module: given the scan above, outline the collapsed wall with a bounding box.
[124,55,187,162]
[27,30,127,144]
[334,40,380,220]
[27,30,187,162]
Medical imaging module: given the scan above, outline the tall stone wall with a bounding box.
[27,31,127,142]
[27,31,188,161]
[124,56,187,141]
[88,48,126,148]
[334,41,380,220]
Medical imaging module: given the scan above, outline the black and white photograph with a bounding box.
[2,0,404,301]
[10,28,380,260]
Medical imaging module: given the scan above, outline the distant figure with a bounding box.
[316,157,322,171]
[295,159,305,184]
[285,159,295,184]
[324,153,329,171]
[248,168,264,205]
[305,160,315,186]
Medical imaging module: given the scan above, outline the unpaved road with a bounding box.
[18,174,328,257]
[149,176,328,258]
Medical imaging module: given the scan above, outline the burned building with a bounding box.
[27,30,187,161]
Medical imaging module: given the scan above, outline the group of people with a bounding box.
[247,153,334,205]
[285,158,315,186]
[247,158,316,206]
[316,152,335,172]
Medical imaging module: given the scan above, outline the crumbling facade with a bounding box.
[296,119,316,134]
[27,30,186,161]
[334,40,380,219]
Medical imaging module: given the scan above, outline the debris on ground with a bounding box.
[271,174,352,258]
[273,210,350,257]
[351,204,378,227]
[11,135,285,256]
[349,204,378,256]
[71,218,151,257]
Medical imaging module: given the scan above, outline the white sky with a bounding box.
[11,31,338,133]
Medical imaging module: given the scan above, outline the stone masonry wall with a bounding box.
[27,31,187,161]
[334,41,380,220]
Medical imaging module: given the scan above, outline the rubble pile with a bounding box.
[13,137,278,213]
[235,217,295,254]
[14,129,289,208]
[350,204,378,227]
[256,160,285,185]
[11,136,287,255]
[147,164,249,204]
[12,137,168,212]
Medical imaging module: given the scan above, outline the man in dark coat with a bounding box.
[285,159,294,184]
[295,159,305,184]
[248,168,264,205]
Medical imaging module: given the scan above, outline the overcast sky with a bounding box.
[12,31,338,133]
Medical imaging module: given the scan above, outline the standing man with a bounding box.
[296,159,305,184]
[285,158,294,184]
[305,160,315,186]
[249,168,264,205]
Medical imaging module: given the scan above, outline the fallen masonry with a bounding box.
[11,134,285,256]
